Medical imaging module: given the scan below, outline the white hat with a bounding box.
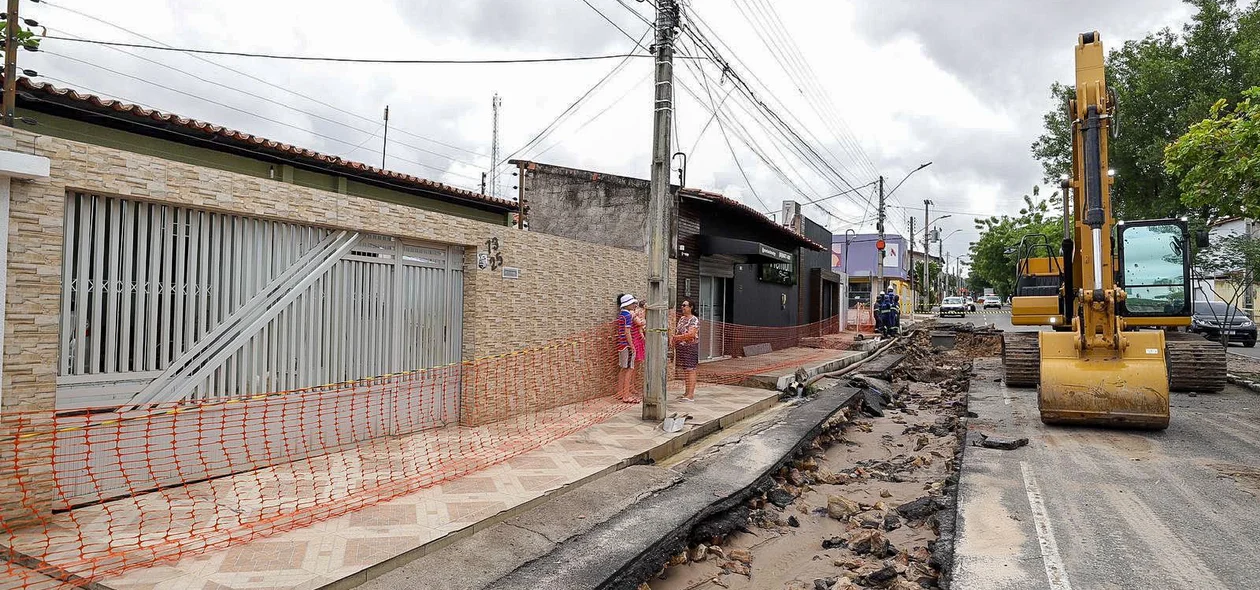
[620,294,638,308]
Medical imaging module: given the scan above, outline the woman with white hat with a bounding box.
[616,293,639,402]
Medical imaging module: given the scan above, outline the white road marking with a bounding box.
[1020,462,1074,590]
[1003,389,1012,405]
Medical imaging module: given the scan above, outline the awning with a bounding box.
[699,236,794,263]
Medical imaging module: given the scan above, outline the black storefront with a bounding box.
[676,189,826,359]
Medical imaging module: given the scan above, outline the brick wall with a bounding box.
[0,127,652,523]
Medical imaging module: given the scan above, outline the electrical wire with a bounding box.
[37,75,485,194]
[501,27,651,164]
[37,0,490,159]
[677,6,878,188]
[38,54,484,183]
[40,35,656,64]
[39,25,489,171]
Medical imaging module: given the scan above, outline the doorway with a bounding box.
[698,275,732,359]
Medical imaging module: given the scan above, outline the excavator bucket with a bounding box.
[1037,331,1170,429]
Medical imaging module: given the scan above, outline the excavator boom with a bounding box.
[1003,32,1224,429]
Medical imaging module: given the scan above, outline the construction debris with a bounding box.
[976,434,1030,450]
[648,324,971,590]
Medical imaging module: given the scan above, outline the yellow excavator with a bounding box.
[1003,31,1225,429]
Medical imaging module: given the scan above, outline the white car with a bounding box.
[939,296,968,318]
[982,296,1002,309]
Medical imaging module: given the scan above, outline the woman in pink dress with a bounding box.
[631,300,647,365]
[671,300,700,401]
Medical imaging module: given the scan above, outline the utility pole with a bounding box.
[491,93,502,199]
[643,0,677,422]
[876,176,886,293]
[938,239,944,304]
[381,105,390,169]
[908,215,915,312]
[3,0,20,127]
[923,199,931,309]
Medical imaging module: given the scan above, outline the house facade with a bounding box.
[0,80,649,524]
[513,160,837,360]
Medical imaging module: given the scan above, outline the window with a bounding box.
[1120,223,1189,316]
[759,262,795,285]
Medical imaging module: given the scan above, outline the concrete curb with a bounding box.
[1225,373,1260,393]
[485,384,865,590]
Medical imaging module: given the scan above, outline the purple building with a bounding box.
[832,233,911,306]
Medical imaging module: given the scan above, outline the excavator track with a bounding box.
[1002,332,1040,388]
[1164,331,1226,393]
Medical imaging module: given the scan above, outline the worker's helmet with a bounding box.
[887,287,895,293]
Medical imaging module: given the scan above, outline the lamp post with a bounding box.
[923,214,952,311]
[937,228,962,299]
[843,229,856,328]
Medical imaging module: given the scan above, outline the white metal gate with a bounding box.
[53,193,464,505]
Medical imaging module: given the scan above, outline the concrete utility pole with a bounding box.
[3,0,20,127]
[923,199,932,309]
[381,105,390,169]
[908,215,915,312]
[876,176,886,293]
[643,0,678,422]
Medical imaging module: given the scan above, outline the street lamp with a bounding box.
[886,162,933,200]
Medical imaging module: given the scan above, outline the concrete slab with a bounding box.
[351,466,681,590]
[484,384,864,590]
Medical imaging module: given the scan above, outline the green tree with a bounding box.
[1031,0,1260,220]
[0,21,41,56]
[912,259,943,309]
[1193,232,1260,345]
[1165,88,1260,217]
[968,187,1063,299]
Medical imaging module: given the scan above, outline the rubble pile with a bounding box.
[950,329,1002,358]
[647,326,973,590]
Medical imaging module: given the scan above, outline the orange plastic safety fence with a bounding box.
[0,316,854,589]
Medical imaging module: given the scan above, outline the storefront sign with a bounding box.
[758,244,793,263]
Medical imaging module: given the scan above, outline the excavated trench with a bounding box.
[641,325,989,590]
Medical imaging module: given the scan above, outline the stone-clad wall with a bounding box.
[0,126,653,523]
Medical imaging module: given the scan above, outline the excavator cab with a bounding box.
[1010,234,1066,328]
[1114,220,1191,319]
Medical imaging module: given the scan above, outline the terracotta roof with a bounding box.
[678,187,824,251]
[13,77,515,213]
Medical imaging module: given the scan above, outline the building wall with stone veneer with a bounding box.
[0,126,655,523]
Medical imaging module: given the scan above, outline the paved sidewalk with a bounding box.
[93,383,784,590]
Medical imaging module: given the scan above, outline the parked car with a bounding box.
[1190,301,1257,347]
[982,296,1002,309]
[939,296,968,318]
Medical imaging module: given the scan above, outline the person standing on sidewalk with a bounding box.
[616,294,639,403]
[631,299,647,365]
[671,299,701,402]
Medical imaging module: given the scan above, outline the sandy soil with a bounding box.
[649,335,967,590]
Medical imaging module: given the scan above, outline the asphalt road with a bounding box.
[932,307,1016,331]
[949,354,1260,589]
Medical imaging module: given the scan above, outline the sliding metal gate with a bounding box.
[53,193,464,505]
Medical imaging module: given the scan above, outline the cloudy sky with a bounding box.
[22,0,1197,265]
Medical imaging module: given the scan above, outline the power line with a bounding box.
[678,21,866,205]
[40,35,657,64]
[37,0,492,159]
[677,6,879,190]
[36,75,489,195]
[735,0,879,180]
[40,25,489,171]
[501,27,651,164]
[37,55,484,185]
[533,69,654,158]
